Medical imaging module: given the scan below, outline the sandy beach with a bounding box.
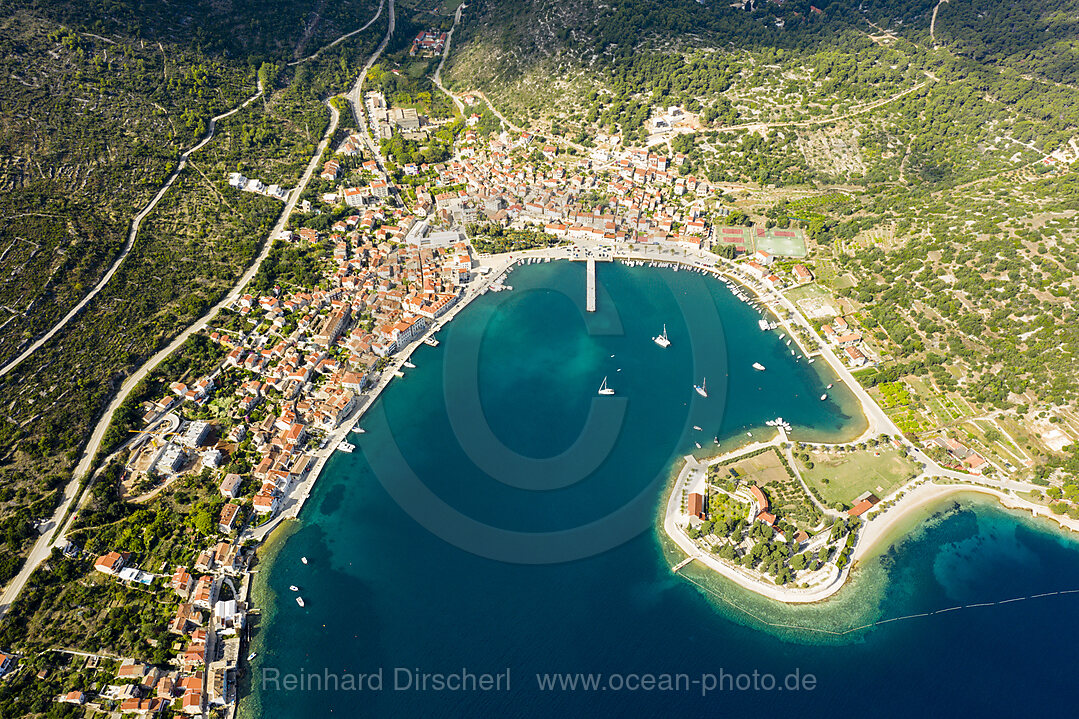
[854,480,1079,562]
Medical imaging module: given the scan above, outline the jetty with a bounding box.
[672,556,696,572]
[586,257,596,312]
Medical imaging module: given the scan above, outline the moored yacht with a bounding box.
[653,324,671,348]
[598,377,615,396]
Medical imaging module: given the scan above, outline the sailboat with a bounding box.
[653,324,671,348]
[694,377,708,398]
[752,362,766,371]
[598,377,615,396]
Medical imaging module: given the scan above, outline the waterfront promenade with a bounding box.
[243,247,543,542]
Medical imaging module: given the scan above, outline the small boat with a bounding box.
[827,383,833,389]
[598,377,615,396]
[786,339,792,346]
[403,361,416,369]
[820,394,828,400]
[296,597,306,607]
[694,378,708,398]
[713,437,719,445]
[752,362,766,371]
[354,428,366,434]
[693,426,702,431]
[747,432,753,437]
[695,442,702,449]
[653,324,671,348]
[301,557,308,565]
[289,585,299,592]
[337,441,355,453]
[248,652,257,661]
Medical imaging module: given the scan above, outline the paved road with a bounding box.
[0,100,339,621]
[431,4,466,115]
[0,81,265,380]
[346,0,396,176]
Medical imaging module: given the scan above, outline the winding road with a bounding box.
[287,0,386,66]
[0,82,265,380]
[345,0,396,177]
[431,3,467,115]
[0,0,395,623]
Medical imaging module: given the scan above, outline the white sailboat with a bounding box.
[694,378,708,398]
[598,377,615,396]
[653,324,671,348]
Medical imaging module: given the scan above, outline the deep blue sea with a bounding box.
[242,261,1079,718]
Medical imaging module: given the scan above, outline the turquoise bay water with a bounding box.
[244,262,1079,717]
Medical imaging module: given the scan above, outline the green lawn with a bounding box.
[797,446,920,507]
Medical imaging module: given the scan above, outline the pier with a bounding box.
[672,557,697,572]
[586,257,596,312]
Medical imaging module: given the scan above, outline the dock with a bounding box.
[672,556,696,572]
[586,257,596,312]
